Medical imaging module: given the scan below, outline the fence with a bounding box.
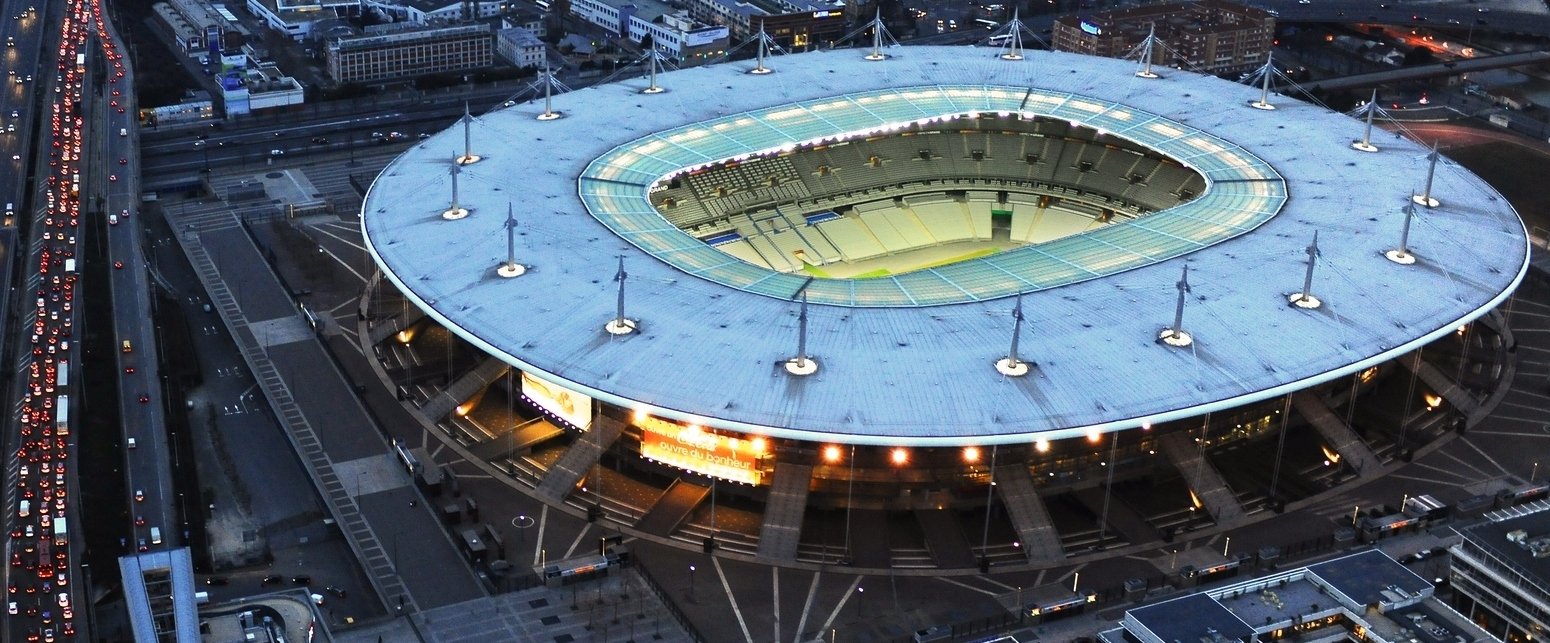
[635,562,708,643]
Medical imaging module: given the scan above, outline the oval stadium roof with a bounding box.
[361,46,1529,446]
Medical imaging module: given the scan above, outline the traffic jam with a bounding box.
[8,0,128,638]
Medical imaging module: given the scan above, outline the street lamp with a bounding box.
[687,565,697,603]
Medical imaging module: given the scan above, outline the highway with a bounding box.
[97,0,179,565]
[1,0,140,638]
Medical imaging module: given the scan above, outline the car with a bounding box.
[7,601,15,615]
[118,158,126,165]
[137,539,147,552]
[269,149,284,157]
[291,575,311,585]
[125,366,135,374]
[326,585,347,598]
[138,394,149,404]
[205,576,230,586]
[261,575,283,585]
[134,489,144,502]
[133,516,145,526]
[108,175,116,182]
[56,594,67,608]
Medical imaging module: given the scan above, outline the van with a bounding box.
[127,437,137,449]
[150,527,162,545]
[119,128,127,137]
[4,202,12,217]
[122,340,132,353]
[18,500,28,517]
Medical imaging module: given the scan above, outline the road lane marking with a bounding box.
[712,557,753,643]
[792,571,820,643]
[815,575,862,638]
[772,568,781,643]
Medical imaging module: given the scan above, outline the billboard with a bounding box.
[520,372,593,430]
[638,416,766,485]
[683,26,729,48]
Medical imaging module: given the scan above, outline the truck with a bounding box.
[53,518,66,547]
[55,395,69,436]
[56,361,68,389]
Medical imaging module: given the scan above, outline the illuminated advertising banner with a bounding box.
[1080,21,1102,36]
[638,416,765,485]
[521,372,593,430]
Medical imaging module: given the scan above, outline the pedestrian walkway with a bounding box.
[166,203,485,612]
[1158,432,1246,524]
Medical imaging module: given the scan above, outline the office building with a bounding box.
[1052,0,1274,75]
[326,23,494,83]
[1102,550,1493,643]
[569,0,729,65]
[1451,503,1550,642]
[685,0,845,51]
[496,24,544,67]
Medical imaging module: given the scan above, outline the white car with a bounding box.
[7,601,15,615]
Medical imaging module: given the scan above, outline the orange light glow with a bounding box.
[823,445,842,463]
[891,448,909,466]
[962,446,981,463]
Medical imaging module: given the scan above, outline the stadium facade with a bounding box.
[359,46,1529,569]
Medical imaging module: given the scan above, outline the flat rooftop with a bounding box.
[1306,548,1432,608]
[361,46,1529,446]
[1127,592,1255,642]
[1461,506,1550,593]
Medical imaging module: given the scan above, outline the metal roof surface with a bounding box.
[361,46,1529,446]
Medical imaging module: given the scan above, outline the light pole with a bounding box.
[843,444,855,563]
[1222,536,1231,558]
[687,564,697,603]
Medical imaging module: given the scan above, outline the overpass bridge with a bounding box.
[1262,0,1550,37]
[1298,50,1550,93]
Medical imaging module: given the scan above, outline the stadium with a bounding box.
[358,45,1530,571]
